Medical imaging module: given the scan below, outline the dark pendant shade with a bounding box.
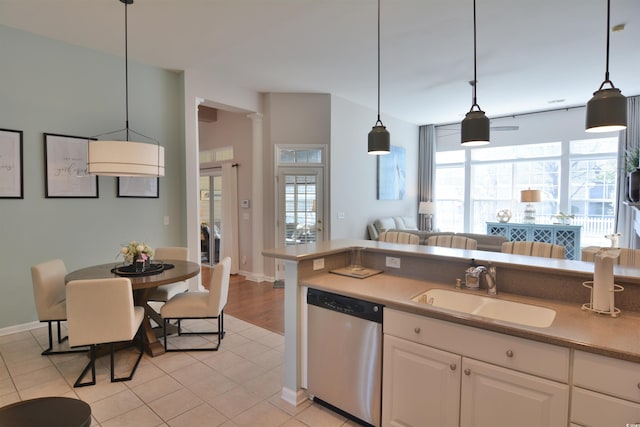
[461,110,490,146]
[368,124,390,154]
[585,87,627,133]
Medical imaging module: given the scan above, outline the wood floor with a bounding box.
[202,265,285,335]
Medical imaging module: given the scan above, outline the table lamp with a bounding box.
[418,201,435,231]
[520,189,541,224]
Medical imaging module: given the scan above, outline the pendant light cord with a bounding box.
[599,0,614,90]
[376,0,383,125]
[470,0,480,112]
[124,1,130,141]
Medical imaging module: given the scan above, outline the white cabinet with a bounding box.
[460,358,569,427]
[383,308,570,427]
[571,350,640,426]
[383,335,461,427]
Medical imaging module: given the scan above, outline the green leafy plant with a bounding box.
[625,148,640,174]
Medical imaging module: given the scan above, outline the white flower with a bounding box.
[136,244,145,253]
[121,247,129,254]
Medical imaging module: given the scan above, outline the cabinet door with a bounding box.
[571,387,640,427]
[382,335,460,427]
[460,358,569,427]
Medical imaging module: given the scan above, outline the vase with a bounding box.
[628,168,640,203]
[134,256,150,273]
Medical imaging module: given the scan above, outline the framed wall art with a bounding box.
[117,176,159,198]
[0,128,24,199]
[44,133,98,198]
[377,145,407,200]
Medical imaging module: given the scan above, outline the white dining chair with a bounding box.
[30,259,87,355]
[66,277,145,387]
[147,246,189,302]
[161,257,231,351]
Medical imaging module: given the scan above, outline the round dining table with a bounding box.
[65,260,200,356]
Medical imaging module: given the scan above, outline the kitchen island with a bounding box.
[263,239,640,425]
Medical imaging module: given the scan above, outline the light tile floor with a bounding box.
[0,316,360,426]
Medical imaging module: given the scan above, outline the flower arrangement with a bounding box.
[119,241,154,264]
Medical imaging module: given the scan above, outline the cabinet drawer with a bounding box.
[573,350,640,404]
[384,308,569,382]
[571,387,640,427]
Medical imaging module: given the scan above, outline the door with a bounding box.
[199,173,222,265]
[382,335,461,427]
[460,358,569,427]
[277,167,324,248]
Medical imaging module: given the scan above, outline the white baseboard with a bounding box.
[281,387,308,406]
[0,321,43,337]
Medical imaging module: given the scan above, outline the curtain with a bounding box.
[221,163,240,273]
[615,96,640,249]
[418,124,436,229]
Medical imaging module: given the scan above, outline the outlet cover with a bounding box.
[386,256,401,268]
[313,258,325,270]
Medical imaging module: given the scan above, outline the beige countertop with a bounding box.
[302,271,640,363]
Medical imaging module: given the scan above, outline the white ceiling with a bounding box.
[1,0,639,125]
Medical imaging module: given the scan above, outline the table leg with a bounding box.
[134,288,165,357]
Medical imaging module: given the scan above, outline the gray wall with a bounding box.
[0,26,186,329]
[331,96,420,239]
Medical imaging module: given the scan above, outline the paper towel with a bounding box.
[593,248,621,312]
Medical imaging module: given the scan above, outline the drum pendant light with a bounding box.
[461,0,489,146]
[88,0,165,177]
[368,0,390,155]
[585,0,627,133]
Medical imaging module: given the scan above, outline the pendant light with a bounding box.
[461,0,489,146]
[88,0,165,177]
[368,0,390,155]
[585,0,627,133]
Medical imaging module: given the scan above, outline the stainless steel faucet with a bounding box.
[470,264,497,295]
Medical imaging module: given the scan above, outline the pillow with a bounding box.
[374,218,396,232]
[401,216,418,230]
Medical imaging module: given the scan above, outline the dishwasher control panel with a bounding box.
[307,288,383,323]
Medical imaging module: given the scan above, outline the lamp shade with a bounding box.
[585,87,627,133]
[368,124,390,155]
[88,140,165,177]
[461,110,490,146]
[419,201,434,214]
[520,189,541,203]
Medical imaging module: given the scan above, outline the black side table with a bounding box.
[0,397,91,427]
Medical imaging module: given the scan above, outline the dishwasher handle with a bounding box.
[307,288,383,323]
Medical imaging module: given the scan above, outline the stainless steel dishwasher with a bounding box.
[307,288,383,427]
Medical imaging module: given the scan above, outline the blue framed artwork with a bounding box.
[377,145,406,200]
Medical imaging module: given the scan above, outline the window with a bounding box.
[434,137,618,246]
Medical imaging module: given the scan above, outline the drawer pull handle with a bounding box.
[450,363,457,371]
[464,369,471,376]
[506,350,514,358]
[414,327,421,334]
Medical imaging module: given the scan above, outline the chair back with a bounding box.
[427,235,478,250]
[155,246,188,261]
[31,259,67,321]
[501,241,565,259]
[66,278,140,348]
[207,257,232,316]
[581,247,640,267]
[379,231,419,245]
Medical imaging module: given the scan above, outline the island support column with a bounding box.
[281,259,307,406]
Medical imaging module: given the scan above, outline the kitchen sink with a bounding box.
[412,288,556,328]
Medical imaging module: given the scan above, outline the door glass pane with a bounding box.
[284,175,317,246]
[199,175,222,265]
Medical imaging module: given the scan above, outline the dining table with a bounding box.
[65,259,200,356]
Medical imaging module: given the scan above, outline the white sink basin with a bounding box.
[412,288,556,328]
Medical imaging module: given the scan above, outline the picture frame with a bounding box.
[377,145,407,200]
[44,133,98,198]
[117,176,159,198]
[0,128,24,199]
